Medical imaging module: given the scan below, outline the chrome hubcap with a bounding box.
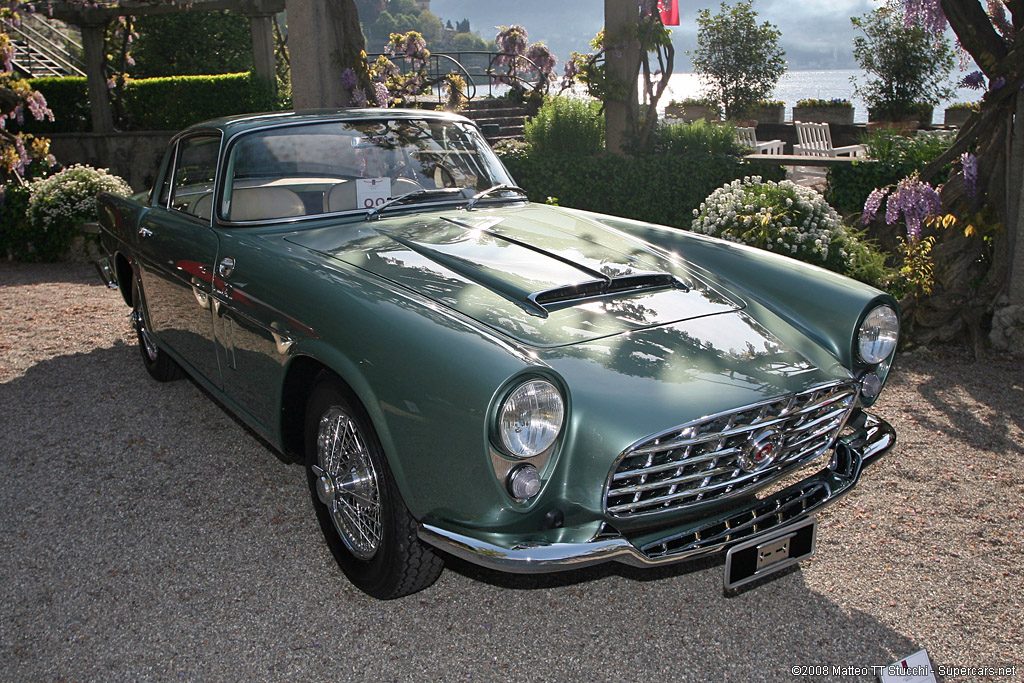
[315,407,381,560]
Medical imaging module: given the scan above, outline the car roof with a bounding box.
[184,107,475,137]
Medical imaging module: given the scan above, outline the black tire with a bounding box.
[304,374,443,599]
[131,277,184,382]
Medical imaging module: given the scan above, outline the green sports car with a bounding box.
[94,108,898,599]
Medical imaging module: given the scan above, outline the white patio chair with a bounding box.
[735,126,785,155]
[793,121,866,157]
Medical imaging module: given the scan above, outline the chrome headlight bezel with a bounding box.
[856,304,900,365]
[496,378,565,459]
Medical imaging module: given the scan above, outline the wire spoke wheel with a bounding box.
[305,376,444,599]
[315,407,382,560]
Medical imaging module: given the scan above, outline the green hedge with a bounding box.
[121,71,277,129]
[19,72,277,133]
[499,149,786,230]
[17,77,91,134]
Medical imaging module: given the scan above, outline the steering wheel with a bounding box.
[432,164,457,189]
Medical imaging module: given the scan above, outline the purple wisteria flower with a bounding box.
[373,82,389,108]
[960,71,986,90]
[496,25,528,57]
[886,174,942,241]
[1,40,13,73]
[987,0,1014,39]
[26,90,52,122]
[340,68,358,91]
[961,152,978,200]
[990,76,1006,90]
[350,87,367,108]
[526,43,557,77]
[862,187,889,226]
[904,0,946,37]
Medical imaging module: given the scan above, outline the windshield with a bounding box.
[220,118,515,222]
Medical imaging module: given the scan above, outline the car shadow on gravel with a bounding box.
[890,351,1024,455]
[1,342,935,681]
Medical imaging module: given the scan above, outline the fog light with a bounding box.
[507,464,542,499]
[860,371,883,400]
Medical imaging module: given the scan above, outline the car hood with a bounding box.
[286,204,743,347]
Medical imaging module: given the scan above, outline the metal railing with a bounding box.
[2,14,86,78]
[366,51,553,104]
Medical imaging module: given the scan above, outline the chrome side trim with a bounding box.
[94,258,118,289]
[417,414,895,575]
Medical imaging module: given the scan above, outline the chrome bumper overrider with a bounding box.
[417,413,895,574]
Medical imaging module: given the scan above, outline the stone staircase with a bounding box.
[461,99,529,143]
[3,14,85,78]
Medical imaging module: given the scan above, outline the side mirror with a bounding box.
[480,123,501,138]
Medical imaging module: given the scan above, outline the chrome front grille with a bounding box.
[605,382,858,518]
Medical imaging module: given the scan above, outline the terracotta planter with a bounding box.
[666,104,719,123]
[745,104,784,124]
[944,107,973,127]
[792,106,854,126]
[869,104,934,128]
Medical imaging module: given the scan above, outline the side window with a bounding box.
[169,134,220,220]
[155,146,175,207]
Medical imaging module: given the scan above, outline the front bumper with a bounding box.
[418,413,894,574]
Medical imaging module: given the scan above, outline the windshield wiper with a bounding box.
[465,184,529,211]
[365,187,465,220]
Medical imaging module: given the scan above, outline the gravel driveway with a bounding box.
[1,262,1021,682]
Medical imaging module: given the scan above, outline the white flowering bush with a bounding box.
[25,164,131,261]
[691,176,863,275]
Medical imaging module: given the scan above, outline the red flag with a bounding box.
[659,0,679,25]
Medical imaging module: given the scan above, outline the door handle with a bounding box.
[138,227,154,238]
[217,257,236,279]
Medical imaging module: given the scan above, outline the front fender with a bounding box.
[572,209,899,378]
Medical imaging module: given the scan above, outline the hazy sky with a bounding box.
[429,0,880,70]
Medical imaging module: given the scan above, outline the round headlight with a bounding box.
[498,379,564,458]
[857,305,899,364]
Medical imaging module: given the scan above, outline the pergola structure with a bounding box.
[45,0,284,133]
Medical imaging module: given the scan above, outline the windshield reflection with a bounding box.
[220,118,513,222]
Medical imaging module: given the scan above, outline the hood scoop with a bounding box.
[289,209,743,347]
[532,273,683,311]
[385,228,685,318]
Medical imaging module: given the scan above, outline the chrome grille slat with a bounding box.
[612,447,740,481]
[605,381,858,518]
[609,465,739,497]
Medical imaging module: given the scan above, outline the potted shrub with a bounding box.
[793,98,855,125]
[741,100,785,124]
[944,102,977,127]
[665,98,720,123]
[851,5,953,129]
[868,103,933,129]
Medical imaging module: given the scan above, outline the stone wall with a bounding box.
[48,131,175,192]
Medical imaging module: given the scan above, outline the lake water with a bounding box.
[659,69,979,125]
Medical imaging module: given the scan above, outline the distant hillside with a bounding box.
[427,0,873,70]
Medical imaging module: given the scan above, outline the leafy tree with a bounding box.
[563,4,674,153]
[418,10,443,44]
[690,1,786,119]
[867,0,1024,351]
[0,6,55,184]
[850,3,954,122]
[392,12,421,35]
[386,0,420,17]
[354,0,386,23]
[131,10,253,78]
[372,10,398,39]
[451,32,488,51]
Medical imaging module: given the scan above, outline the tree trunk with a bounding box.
[286,0,366,109]
[604,0,640,156]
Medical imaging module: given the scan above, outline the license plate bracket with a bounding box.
[723,516,817,590]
